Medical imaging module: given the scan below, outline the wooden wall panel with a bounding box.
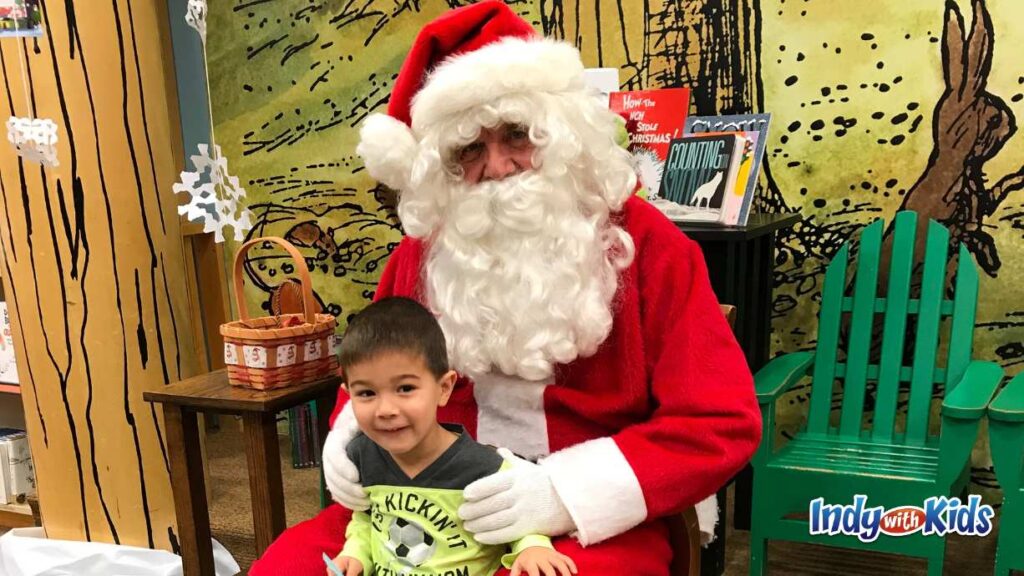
[0,0,198,551]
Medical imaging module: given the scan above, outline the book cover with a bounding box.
[684,113,772,226]
[608,88,691,195]
[657,133,747,224]
[681,130,758,225]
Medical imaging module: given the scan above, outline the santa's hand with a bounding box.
[322,403,370,511]
[459,448,575,544]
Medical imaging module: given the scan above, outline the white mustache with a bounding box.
[451,174,553,239]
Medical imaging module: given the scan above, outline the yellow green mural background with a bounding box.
[207,0,1024,498]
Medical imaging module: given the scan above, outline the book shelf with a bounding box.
[0,252,32,528]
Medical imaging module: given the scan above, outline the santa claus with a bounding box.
[251,2,760,575]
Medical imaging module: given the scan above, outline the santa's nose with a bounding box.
[481,145,521,181]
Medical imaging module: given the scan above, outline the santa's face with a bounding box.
[454,123,536,184]
[400,119,631,382]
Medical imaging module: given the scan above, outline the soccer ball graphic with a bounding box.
[386,516,436,567]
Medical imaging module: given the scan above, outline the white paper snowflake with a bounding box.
[185,0,207,42]
[6,117,59,167]
[173,143,254,243]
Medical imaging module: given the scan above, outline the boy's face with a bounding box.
[345,350,456,458]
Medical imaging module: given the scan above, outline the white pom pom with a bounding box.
[355,114,418,191]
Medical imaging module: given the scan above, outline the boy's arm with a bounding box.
[500,532,553,568]
[337,510,373,570]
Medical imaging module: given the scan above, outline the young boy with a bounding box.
[328,297,577,576]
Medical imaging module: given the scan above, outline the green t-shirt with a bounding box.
[339,425,551,576]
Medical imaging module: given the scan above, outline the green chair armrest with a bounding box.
[941,361,1004,420]
[990,371,1024,423]
[754,351,815,404]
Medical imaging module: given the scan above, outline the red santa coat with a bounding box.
[330,195,761,545]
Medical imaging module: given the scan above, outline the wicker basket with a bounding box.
[220,237,338,390]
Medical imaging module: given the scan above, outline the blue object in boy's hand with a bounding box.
[322,552,345,576]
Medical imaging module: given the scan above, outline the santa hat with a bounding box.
[356,1,588,192]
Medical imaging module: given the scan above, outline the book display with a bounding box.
[655,132,748,224]
[684,113,772,226]
[609,88,691,195]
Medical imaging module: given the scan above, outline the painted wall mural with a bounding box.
[207,0,1024,497]
[206,1,538,324]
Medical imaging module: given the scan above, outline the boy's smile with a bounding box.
[345,350,458,477]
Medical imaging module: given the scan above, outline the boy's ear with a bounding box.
[437,370,457,406]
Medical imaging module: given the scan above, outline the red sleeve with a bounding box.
[542,200,762,544]
[625,230,762,519]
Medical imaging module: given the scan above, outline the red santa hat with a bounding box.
[357,1,588,191]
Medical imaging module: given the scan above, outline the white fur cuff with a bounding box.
[355,113,417,191]
[695,494,719,546]
[540,437,648,546]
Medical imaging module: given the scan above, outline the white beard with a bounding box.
[421,169,629,381]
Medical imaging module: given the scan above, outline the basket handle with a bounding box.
[233,236,316,325]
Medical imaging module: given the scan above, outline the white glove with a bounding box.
[322,403,369,511]
[458,448,576,544]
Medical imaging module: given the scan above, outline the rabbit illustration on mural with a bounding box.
[690,171,722,208]
[900,0,1022,278]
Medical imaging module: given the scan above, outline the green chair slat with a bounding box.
[839,219,884,438]
[905,220,950,445]
[872,211,917,443]
[838,297,954,316]
[833,363,946,384]
[945,244,978,391]
[769,437,940,481]
[807,244,849,435]
[791,430,943,458]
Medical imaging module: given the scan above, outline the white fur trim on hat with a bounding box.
[411,37,586,135]
[355,113,418,191]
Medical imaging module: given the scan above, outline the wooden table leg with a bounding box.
[315,391,337,452]
[242,411,286,556]
[164,405,214,576]
[316,392,338,509]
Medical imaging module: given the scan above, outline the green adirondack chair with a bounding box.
[749,211,1003,576]
[990,371,1024,576]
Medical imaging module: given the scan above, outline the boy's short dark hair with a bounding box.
[338,297,450,379]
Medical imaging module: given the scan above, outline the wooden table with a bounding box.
[144,370,340,576]
[676,212,802,576]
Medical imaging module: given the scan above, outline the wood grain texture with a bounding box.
[164,405,214,575]
[143,369,342,414]
[242,411,285,555]
[0,0,199,550]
